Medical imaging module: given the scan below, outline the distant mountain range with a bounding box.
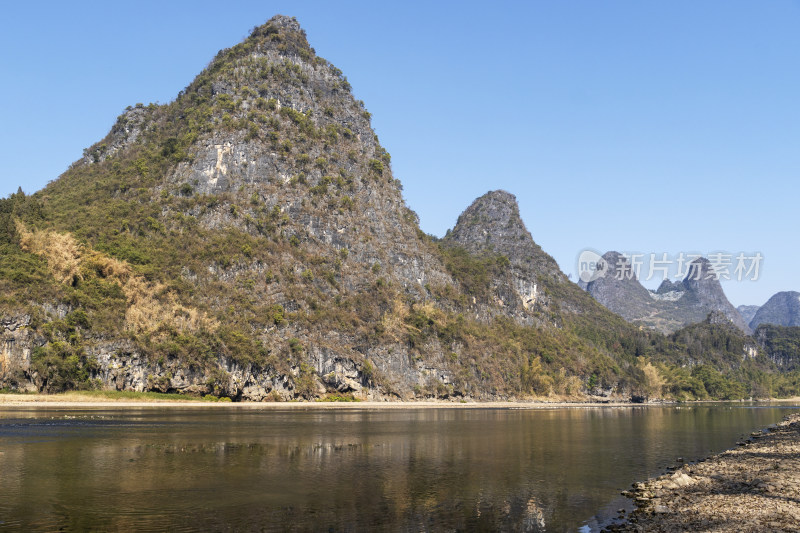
[580,252,750,334]
[579,252,799,340]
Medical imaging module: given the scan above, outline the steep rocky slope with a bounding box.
[1,15,454,399]
[442,190,558,323]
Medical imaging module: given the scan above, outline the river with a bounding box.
[0,404,796,531]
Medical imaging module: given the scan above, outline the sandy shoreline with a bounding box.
[2,393,799,409]
[0,394,637,409]
[609,411,800,532]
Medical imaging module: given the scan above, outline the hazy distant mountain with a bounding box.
[582,252,655,322]
[737,305,761,325]
[750,291,800,328]
[584,254,750,334]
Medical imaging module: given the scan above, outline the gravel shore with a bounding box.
[609,412,800,532]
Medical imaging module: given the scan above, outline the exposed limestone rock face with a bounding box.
[0,315,40,392]
[90,341,299,401]
[749,291,800,328]
[444,190,558,322]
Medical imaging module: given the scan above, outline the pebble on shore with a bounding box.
[607,412,800,532]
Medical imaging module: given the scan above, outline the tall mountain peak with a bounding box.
[20,12,460,399]
[447,190,523,251]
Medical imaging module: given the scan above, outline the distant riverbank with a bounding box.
[609,412,800,532]
[0,391,632,408]
[2,391,799,409]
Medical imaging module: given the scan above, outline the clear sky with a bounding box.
[2,1,798,307]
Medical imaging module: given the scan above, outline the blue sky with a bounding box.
[1,1,798,307]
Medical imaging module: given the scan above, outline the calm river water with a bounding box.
[0,404,796,532]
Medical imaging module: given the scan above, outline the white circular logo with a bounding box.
[577,249,608,283]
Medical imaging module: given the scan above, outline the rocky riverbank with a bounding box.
[609,412,800,532]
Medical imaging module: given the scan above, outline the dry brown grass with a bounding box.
[16,221,83,284]
[637,357,667,398]
[380,299,446,343]
[16,221,217,334]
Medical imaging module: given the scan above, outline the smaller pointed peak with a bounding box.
[451,190,524,235]
[594,251,645,283]
[446,189,564,280]
[464,190,522,221]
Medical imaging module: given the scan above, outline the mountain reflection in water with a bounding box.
[0,404,795,532]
